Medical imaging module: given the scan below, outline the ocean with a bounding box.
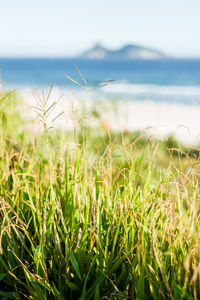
[0,58,200,104]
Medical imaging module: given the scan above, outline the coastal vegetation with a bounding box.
[0,88,200,300]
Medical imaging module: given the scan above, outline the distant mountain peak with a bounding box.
[81,43,108,59]
[93,42,104,49]
[80,43,166,60]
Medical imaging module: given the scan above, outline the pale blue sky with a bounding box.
[0,0,200,57]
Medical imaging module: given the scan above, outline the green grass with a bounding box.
[0,90,200,299]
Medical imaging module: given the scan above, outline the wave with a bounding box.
[102,82,200,97]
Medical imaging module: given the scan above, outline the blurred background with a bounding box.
[0,0,200,104]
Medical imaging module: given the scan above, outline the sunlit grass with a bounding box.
[0,89,200,299]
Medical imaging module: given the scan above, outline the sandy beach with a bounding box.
[20,87,200,146]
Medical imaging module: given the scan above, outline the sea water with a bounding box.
[0,58,200,104]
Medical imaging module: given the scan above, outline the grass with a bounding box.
[0,88,200,299]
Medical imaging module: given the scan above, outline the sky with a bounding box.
[0,0,200,58]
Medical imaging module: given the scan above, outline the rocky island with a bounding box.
[80,43,167,60]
